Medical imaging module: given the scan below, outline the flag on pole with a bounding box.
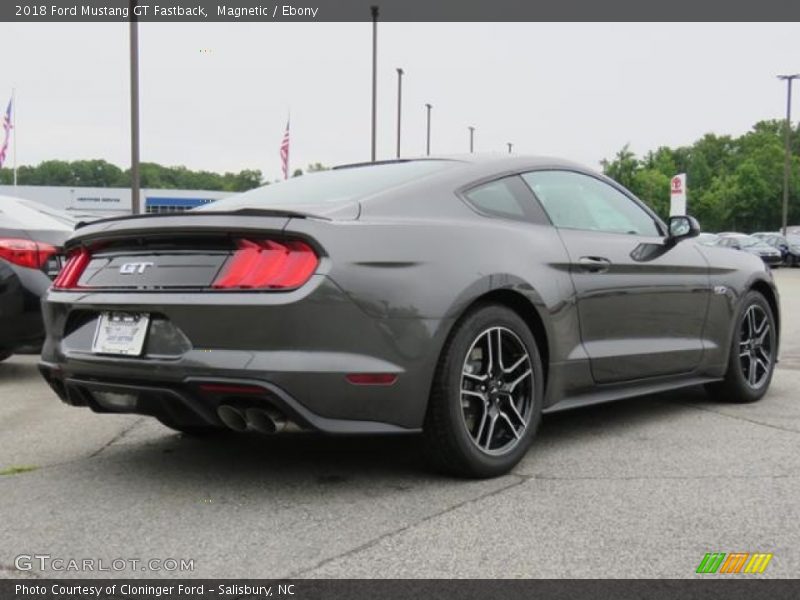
[0,96,12,168]
[280,118,290,180]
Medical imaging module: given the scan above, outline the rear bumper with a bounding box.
[39,275,450,432]
[38,365,418,434]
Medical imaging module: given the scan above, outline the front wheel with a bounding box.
[706,291,777,403]
[423,304,544,478]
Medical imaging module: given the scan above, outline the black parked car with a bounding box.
[716,233,783,267]
[0,196,74,361]
[38,157,780,477]
[752,232,800,267]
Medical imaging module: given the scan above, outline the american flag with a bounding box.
[0,97,12,168]
[280,118,290,180]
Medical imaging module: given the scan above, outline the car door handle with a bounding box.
[577,256,611,273]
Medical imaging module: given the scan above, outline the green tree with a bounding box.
[602,120,799,232]
[0,160,266,192]
[600,144,638,190]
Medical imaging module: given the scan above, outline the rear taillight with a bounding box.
[212,239,318,290]
[0,237,57,270]
[52,247,91,290]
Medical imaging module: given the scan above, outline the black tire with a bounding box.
[705,291,777,404]
[0,351,12,362]
[156,415,227,437]
[423,303,544,478]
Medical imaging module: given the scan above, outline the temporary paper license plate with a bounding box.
[92,312,150,356]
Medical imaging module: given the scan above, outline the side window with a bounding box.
[462,176,548,223]
[521,170,660,236]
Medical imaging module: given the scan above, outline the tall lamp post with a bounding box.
[395,68,404,159]
[778,74,799,236]
[425,103,432,156]
[468,126,475,153]
[129,1,141,214]
[370,5,379,162]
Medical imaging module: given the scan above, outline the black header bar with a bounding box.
[3,0,800,22]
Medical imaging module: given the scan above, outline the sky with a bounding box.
[0,22,798,180]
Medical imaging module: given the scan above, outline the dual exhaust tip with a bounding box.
[217,405,287,434]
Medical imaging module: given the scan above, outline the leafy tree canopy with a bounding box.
[601,120,800,232]
[0,159,265,193]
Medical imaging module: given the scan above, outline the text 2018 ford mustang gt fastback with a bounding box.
[38,156,780,477]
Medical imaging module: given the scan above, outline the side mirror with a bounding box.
[667,215,701,243]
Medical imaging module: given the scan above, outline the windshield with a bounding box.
[197,160,456,212]
[735,236,761,248]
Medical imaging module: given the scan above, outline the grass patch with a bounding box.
[0,465,39,476]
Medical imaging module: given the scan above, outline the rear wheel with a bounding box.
[423,304,544,478]
[706,291,776,403]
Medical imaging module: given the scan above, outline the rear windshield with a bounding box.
[0,197,75,230]
[736,236,761,248]
[197,160,455,211]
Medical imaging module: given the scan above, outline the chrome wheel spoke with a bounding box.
[744,307,756,339]
[748,354,758,386]
[474,405,489,445]
[755,358,769,376]
[757,346,771,363]
[485,331,494,376]
[463,371,489,382]
[507,369,533,393]
[757,323,770,345]
[494,329,504,373]
[483,413,498,451]
[502,354,530,376]
[502,395,527,429]
[500,412,521,440]
[754,313,768,336]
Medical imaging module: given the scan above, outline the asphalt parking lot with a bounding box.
[1,269,799,579]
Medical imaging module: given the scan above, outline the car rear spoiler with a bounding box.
[74,208,327,230]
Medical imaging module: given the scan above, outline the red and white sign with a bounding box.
[670,173,687,216]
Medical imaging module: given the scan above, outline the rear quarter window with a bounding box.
[462,176,550,224]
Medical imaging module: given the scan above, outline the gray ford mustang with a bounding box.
[39,156,780,477]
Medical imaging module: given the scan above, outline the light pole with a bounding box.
[468,126,475,153]
[778,74,799,236]
[396,68,403,158]
[425,103,432,156]
[507,142,513,154]
[370,5,379,162]
[129,0,140,214]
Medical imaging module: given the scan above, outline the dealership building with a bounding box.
[0,184,231,219]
